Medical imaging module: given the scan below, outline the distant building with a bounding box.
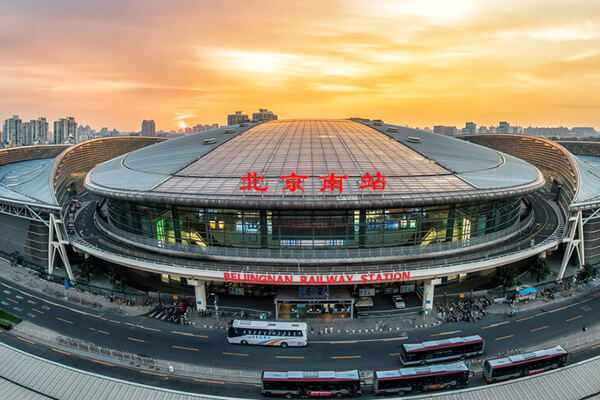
[53,117,77,144]
[252,109,277,122]
[497,121,510,134]
[227,111,249,126]
[99,127,109,137]
[461,122,477,135]
[477,126,489,134]
[571,127,597,137]
[433,125,458,136]
[2,115,22,146]
[524,127,570,137]
[141,120,156,136]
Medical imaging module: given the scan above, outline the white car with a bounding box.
[392,295,406,309]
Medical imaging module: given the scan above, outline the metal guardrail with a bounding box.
[96,211,529,261]
[72,205,563,277]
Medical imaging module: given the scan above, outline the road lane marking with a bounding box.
[91,359,116,367]
[56,317,73,325]
[128,337,145,343]
[7,298,18,304]
[142,326,161,332]
[16,336,35,344]
[495,334,514,341]
[139,370,167,377]
[330,340,357,344]
[194,378,225,385]
[32,308,44,314]
[51,348,71,356]
[430,330,461,337]
[109,320,120,324]
[276,356,305,359]
[482,321,510,330]
[223,352,249,357]
[383,337,408,342]
[89,327,96,331]
[172,345,199,352]
[530,325,549,332]
[171,331,209,339]
[566,315,583,322]
[389,353,401,356]
[517,316,534,322]
[98,330,110,335]
[331,355,361,359]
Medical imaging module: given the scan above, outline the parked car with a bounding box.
[392,295,406,309]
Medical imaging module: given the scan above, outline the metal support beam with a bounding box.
[558,210,585,281]
[48,213,73,280]
[0,202,52,226]
[582,207,600,225]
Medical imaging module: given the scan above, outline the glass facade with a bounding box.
[106,198,521,251]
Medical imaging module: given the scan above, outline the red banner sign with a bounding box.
[223,271,410,285]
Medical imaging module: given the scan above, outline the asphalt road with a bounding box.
[1,275,599,372]
[1,276,599,398]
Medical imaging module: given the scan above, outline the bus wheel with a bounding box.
[241,340,248,345]
[280,342,288,348]
[420,361,426,366]
[335,393,343,399]
[285,393,293,399]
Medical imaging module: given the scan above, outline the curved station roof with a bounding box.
[85,119,544,209]
[0,157,58,207]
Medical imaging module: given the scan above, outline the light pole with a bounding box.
[210,292,219,322]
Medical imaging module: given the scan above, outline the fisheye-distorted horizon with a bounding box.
[1,0,599,131]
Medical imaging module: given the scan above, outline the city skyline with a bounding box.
[0,0,599,131]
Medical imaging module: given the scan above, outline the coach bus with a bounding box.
[483,345,568,383]
[261,370,361,398]
[373,362,473,396]
[399,335,484,366]
[227,320,308,347]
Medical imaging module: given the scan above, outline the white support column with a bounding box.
[48,213,74,281]
[188,279,207,311]
[422,279,440,314]
[558,210,584,281]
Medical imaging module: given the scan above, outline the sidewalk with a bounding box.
[0,259,150,317]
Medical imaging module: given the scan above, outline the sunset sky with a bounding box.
[1,0,599,131]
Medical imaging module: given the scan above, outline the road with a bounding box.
[1,275,598,374]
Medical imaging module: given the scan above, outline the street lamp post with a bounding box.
[210,292,219,322]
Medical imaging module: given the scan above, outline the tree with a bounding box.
[531,258,551,282]
[578,264,598,281]
[496,266,519,288]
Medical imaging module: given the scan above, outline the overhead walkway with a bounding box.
[1,341,599,400]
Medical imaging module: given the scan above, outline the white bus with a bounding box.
[227,320,308,347]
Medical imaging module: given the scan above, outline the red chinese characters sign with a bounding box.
[223,271,410,285]
[239,172,387,192]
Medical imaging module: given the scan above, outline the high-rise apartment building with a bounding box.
[433,125,458,136]
[2,115,22,146]
[252,108,277,122]
[461,122,477,135]
[497,121,510,134]
[141,120,156,136]
[227,111,249,126]
[53,117,77,144]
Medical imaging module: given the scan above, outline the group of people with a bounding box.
[436,295,493,323]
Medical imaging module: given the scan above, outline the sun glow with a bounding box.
[177,121,187,129]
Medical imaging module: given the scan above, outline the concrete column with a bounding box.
[421,278,440,314]
[422,280,435,314]
[188,279,207,311]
